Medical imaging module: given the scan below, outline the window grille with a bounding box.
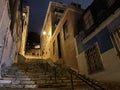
[85,43,104,74]
[110,27,120,57]
[83,10,94,30]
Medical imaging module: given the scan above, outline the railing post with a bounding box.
[54,67,56,82]
[70,73,74,90]
[44,62,47,75]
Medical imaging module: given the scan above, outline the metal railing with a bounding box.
[67,67,106,90]
[44,60,106,90]
[21,59,106,89]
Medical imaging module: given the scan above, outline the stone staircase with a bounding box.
[0,64,37,88]
[0,60,93,89]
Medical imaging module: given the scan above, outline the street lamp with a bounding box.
[43,31,46,35]
[22,12,26,17]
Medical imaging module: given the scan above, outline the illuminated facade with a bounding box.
[41,1,83,70]
[41,0,120,82]
[41,1,66,59]
[20,6,29,56]
[9,0,23,63]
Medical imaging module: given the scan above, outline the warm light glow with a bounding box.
[35,45,40,49]
[49,31,52,37]
[22,13,26,16]
[43,31,46,35]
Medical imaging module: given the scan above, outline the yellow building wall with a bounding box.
[49,9,82,70]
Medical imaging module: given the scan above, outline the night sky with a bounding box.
[23,0,93,34]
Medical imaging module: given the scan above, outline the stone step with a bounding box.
[1,77,31,81]
[5,72,25,76]
[1,84,24,88]
[0,84,39,88]
[16,77,31,81]
[24,84,38,88]
[4,75,29,78]
[25,72,48,75]
[26,75,49,78]
[30,77,69,81]
[11,80,35,85]
[31,77,52,81]
[1,78,16,81]
[38,83,67,88]
[0,80,12,84]
[36,79,63,84]
[0,63,83,89]
[20,80,35,85]
[11,80,21,84]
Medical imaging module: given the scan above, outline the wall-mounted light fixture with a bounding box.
[43,31,46,35]
[22,13,26,17]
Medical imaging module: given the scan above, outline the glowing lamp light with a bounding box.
[22,13,26,16]
[35,45,40,49]
[43,31,46,35]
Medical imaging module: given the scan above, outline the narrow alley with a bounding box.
[0,0,120,90]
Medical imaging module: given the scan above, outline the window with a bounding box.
[53,41,55,55]
[83,10,94,30]
[63,21,69,40]
[85,43,104,74]
[54,6,64,13]
[57,33,62,58]
[106,0,116,7]
[110,27,120,57]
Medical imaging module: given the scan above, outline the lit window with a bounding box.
[84,10,94,30]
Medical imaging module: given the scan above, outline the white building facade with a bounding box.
[0,0,13,78]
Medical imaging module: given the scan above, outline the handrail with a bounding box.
[67,67,106,90]
[44,60,106,89]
